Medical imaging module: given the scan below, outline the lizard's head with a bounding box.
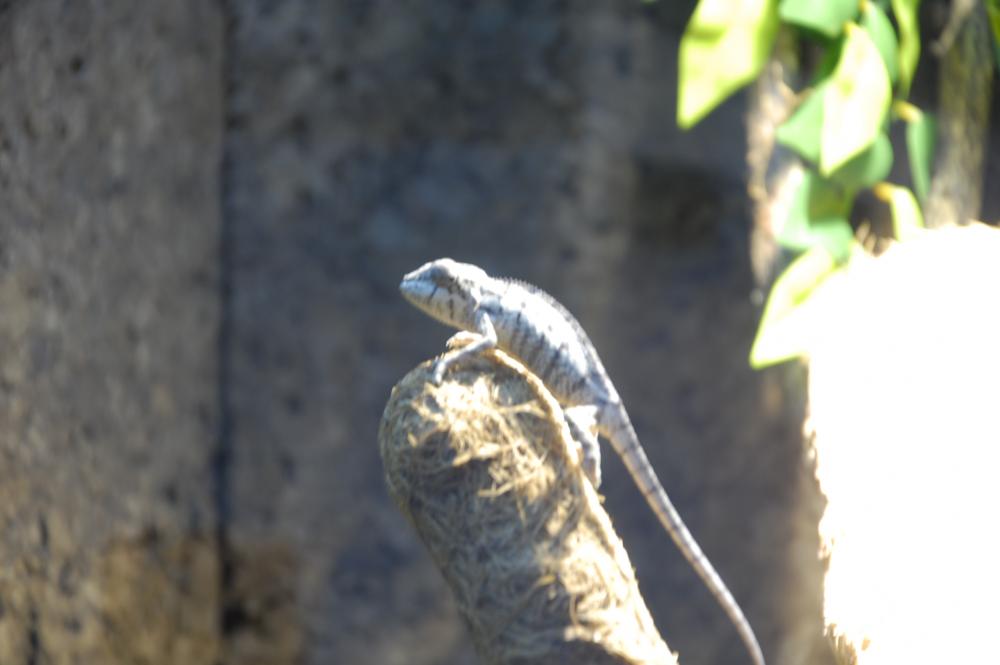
[400,258,488,328]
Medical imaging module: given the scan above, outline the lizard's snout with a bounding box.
[399,271,432,309]
[400,259,449,307]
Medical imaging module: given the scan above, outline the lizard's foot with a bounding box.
[445,331,481,350]
[432,332,486,384]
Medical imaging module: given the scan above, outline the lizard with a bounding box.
[400,257,766,665]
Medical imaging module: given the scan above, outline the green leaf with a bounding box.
[779,0,857,37]
[749,245,840,368]
[861,2,899,84]
[812,37,845,84]
[875,183,924,241]
[987,0,1000,71]
[905,110,936,202]
[821,23,892,174]
[891,0,921,95]
[828,132,893,189]
[677,0,780,129]
[777,170,855,261]
[776,84,827,162]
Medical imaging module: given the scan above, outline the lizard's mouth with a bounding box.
[399,271,436,312]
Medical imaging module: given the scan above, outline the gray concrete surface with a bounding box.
[0,1,222,663]
[7,1,996,664]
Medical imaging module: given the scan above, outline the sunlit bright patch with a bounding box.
[807,223,1000,664]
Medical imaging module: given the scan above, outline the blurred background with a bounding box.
[0,1,995,665]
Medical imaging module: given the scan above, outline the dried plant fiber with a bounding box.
[379,340,675,665]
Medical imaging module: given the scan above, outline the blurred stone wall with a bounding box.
[16,1,984,664]
[0,1,222,663]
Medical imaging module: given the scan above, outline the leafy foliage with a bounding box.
[875,183,924,241]
[776,83,827,163]
[749,245,844,368]
[677,0,779,128]
[777,170,854,260]
[828,132,893,190]
[778,0,857,37]
[900,102,936,202]
[891,0,921,93]
[862,2,899,84]
[820,24,891,173]
[675,0,950,367]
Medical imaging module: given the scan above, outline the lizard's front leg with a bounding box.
[432,309,497,384]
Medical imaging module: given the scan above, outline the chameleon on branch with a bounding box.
[400,258,766,665]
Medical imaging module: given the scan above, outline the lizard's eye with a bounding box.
[428,266,452,288]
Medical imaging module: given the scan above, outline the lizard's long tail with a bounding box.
[604,407,766,665]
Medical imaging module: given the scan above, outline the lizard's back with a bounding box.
[483,277,619,409]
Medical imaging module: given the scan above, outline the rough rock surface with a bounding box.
[23,1,1000,664]
[0,1,222,663]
